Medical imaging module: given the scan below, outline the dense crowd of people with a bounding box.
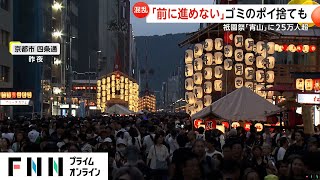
[1,113,320,180]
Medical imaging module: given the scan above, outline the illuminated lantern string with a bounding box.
[296,45,303,53]
[282,44,288,51]
[310,45,317,53]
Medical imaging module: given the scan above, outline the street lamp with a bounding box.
[52,30,63,38]
[52,1,63,11]
[53,58,62,65]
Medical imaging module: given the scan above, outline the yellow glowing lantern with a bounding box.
[101,91,106,97]
[125,96,129,101]
[97,80,101,86]
[245,82,254,91]
[214,80,223,91]
[305,79,313,91]
[97,87,101,93]
[266,85,274,98]
[1,92,7,98]
[102,97,106,103]
[224,45,233,58]
[185,64,193,77]
[195,100,203,112]
[214,52,223,64]
[106,89,110,95]
[204,81,212,94]
[120,95,124,100]
[275,44,280,52]
[6,92,11,98]
[256,70,265,83]
[188,106,195,115]
[27,92,32,98]
[278,45,283,52]
[194,58,203,71]
[185,78,194,91]
[231,122,240,129]
[256,56,265,69]
[193,86,203,99]
[101,103,106,108]
[235,49,244,62]
[303,45,309,53]
[255,123,263,132]
[256,41,266,54]
[120,83,124,89]
[185,92,196,105]
[214,66,223,79]
[204,67,212,80]
[112,93,116,98]
[102,78,106,85]
[215,38,223,51]
[111,75,115,81]
[194,43,203,58]
[125,84,129,90]
[256,84,266,97]
[194,72,203,85]
[97,99,101,105]
[235,77,244,89]
[245,53,254,66]
[234,63,244,76]
[125,78,129,83]
[111,80,115,87]
[120,89,124,95]
[266,71,275,83]
[97,93,101,99]
[112,87,115,93]
[107,77,111,83]
[204,53,213,65]
[204,39,213,51]
[245,38,254,52]
[234,35,244,48]
[224,59,233,71]
[106,95,111,101]
[245,67,254,80]
[288,44,296,52]
[266,56,275,69]
[267,42,275,54]
[106,82,111,89]
[296,78,304,91]
[185,49,193,64]
[204,95,212,107]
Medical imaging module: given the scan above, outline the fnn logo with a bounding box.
[8,157,63,176]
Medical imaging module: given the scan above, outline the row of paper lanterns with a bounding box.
[276,44,317,53]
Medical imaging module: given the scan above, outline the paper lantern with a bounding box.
[216,125,225,133]
[310,45,316,53]
[245,53,254,66]
[214,80,223,91]
[185,78,194,91]
[305,79,313,91]
[222,122,229,129]
[266,56,275,69]
[97,80,101,86]
[245,38,254,52]
[266,71,275,83]
[101,91,106,97]
[195,100,203,112]
[296,78,304,90]
[185,64,193,77]
[256,84,266,97]
[204,81,212,94]
[215,38,223,51]
[204,95,212,107]
[189,106,196,116]
[194,58,203,71]
[111,75,115,80]
[194,43,203,58]
[224,45,233,58]
[102,97,106,103]
[194,73,203,85]
[256,70,265,83]
[204,67,212,80]
[224,32,233,44]
[185,49,193,64]
[256,41,266,54]
[245,82,254,91]
[214,52,223,64]
[303,45,309,53]
[194,119,203,129]
[185,92,196,105]
[204,53,213,65]
[193,86,203,98]
[245,67,254,80]
[235,49,244,62]
[235,77,244,89]
[255,123,263,132]
[244,122,252,132]
[266,85,274,98]
[224,59,233,70]
[102,78,106,85]
[214,66,223,79]
[278,45,283,52]
[296,45,303,53]
[282,44,288,51]
[267,42,275,54]
[275,44,280,52]
[234,63,243,76]
[231,122,240,129]
[204,39,213,51]
[234,35,244,47]
[256,56,265,69]
[288,44,296,52]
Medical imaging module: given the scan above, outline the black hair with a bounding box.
[148,126,155,133]
[222,143,232,150]
[231,140,244,149]
[177,134,188,147]
[279,137,288,147]
[128,128,138,145]
[198,127,205,134]
[153,133,164,144]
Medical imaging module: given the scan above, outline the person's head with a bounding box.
[116,138,128,152]
[294,131,304,143]
[231,141,243,159]
[243,168,259,180]
[221,160,241,180]
[177,134,188,148]
[112,166,144,180]
[148,125,155,133]
[276,160,289,177]
[307,137,319,152]
[279,137,289,148]
[289,156,305,177]
[198,127,205,135]
[187,131,196,141]
[15,132,24,142]
[154,133,164,145]
[128,127,138,138]
[252,146,263,158]
[262,143,272,156]
[206,138,216,151]
[0,138,10,149]
[182,153,201,180]
[192,139,206,158]
[222,144,233,160]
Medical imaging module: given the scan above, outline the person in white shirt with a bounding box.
[127,127,142,150]
[277,137,289,161]
[143,126,156,155]
[115,122,130,141]
[205,138,223,158]
[167,130,179,155]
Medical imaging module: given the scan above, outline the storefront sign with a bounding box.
[295,78,320,92]
[0,92,32,99]
[0,99,30,106]
[297,94,320,104]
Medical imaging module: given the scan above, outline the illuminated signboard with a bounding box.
[0,92,32,99]
[0,100,30,106]
[297,94,320,104]
[296,78,320,92]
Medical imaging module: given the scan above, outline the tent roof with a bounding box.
[191,87,280,121]
[106,104,133,115]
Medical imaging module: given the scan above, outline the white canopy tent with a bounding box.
[106,104,133,115]
[191,87,280,121]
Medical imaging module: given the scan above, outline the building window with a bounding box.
[0,0,9,11]
[1,30,10,46]
[0,66,9,82]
